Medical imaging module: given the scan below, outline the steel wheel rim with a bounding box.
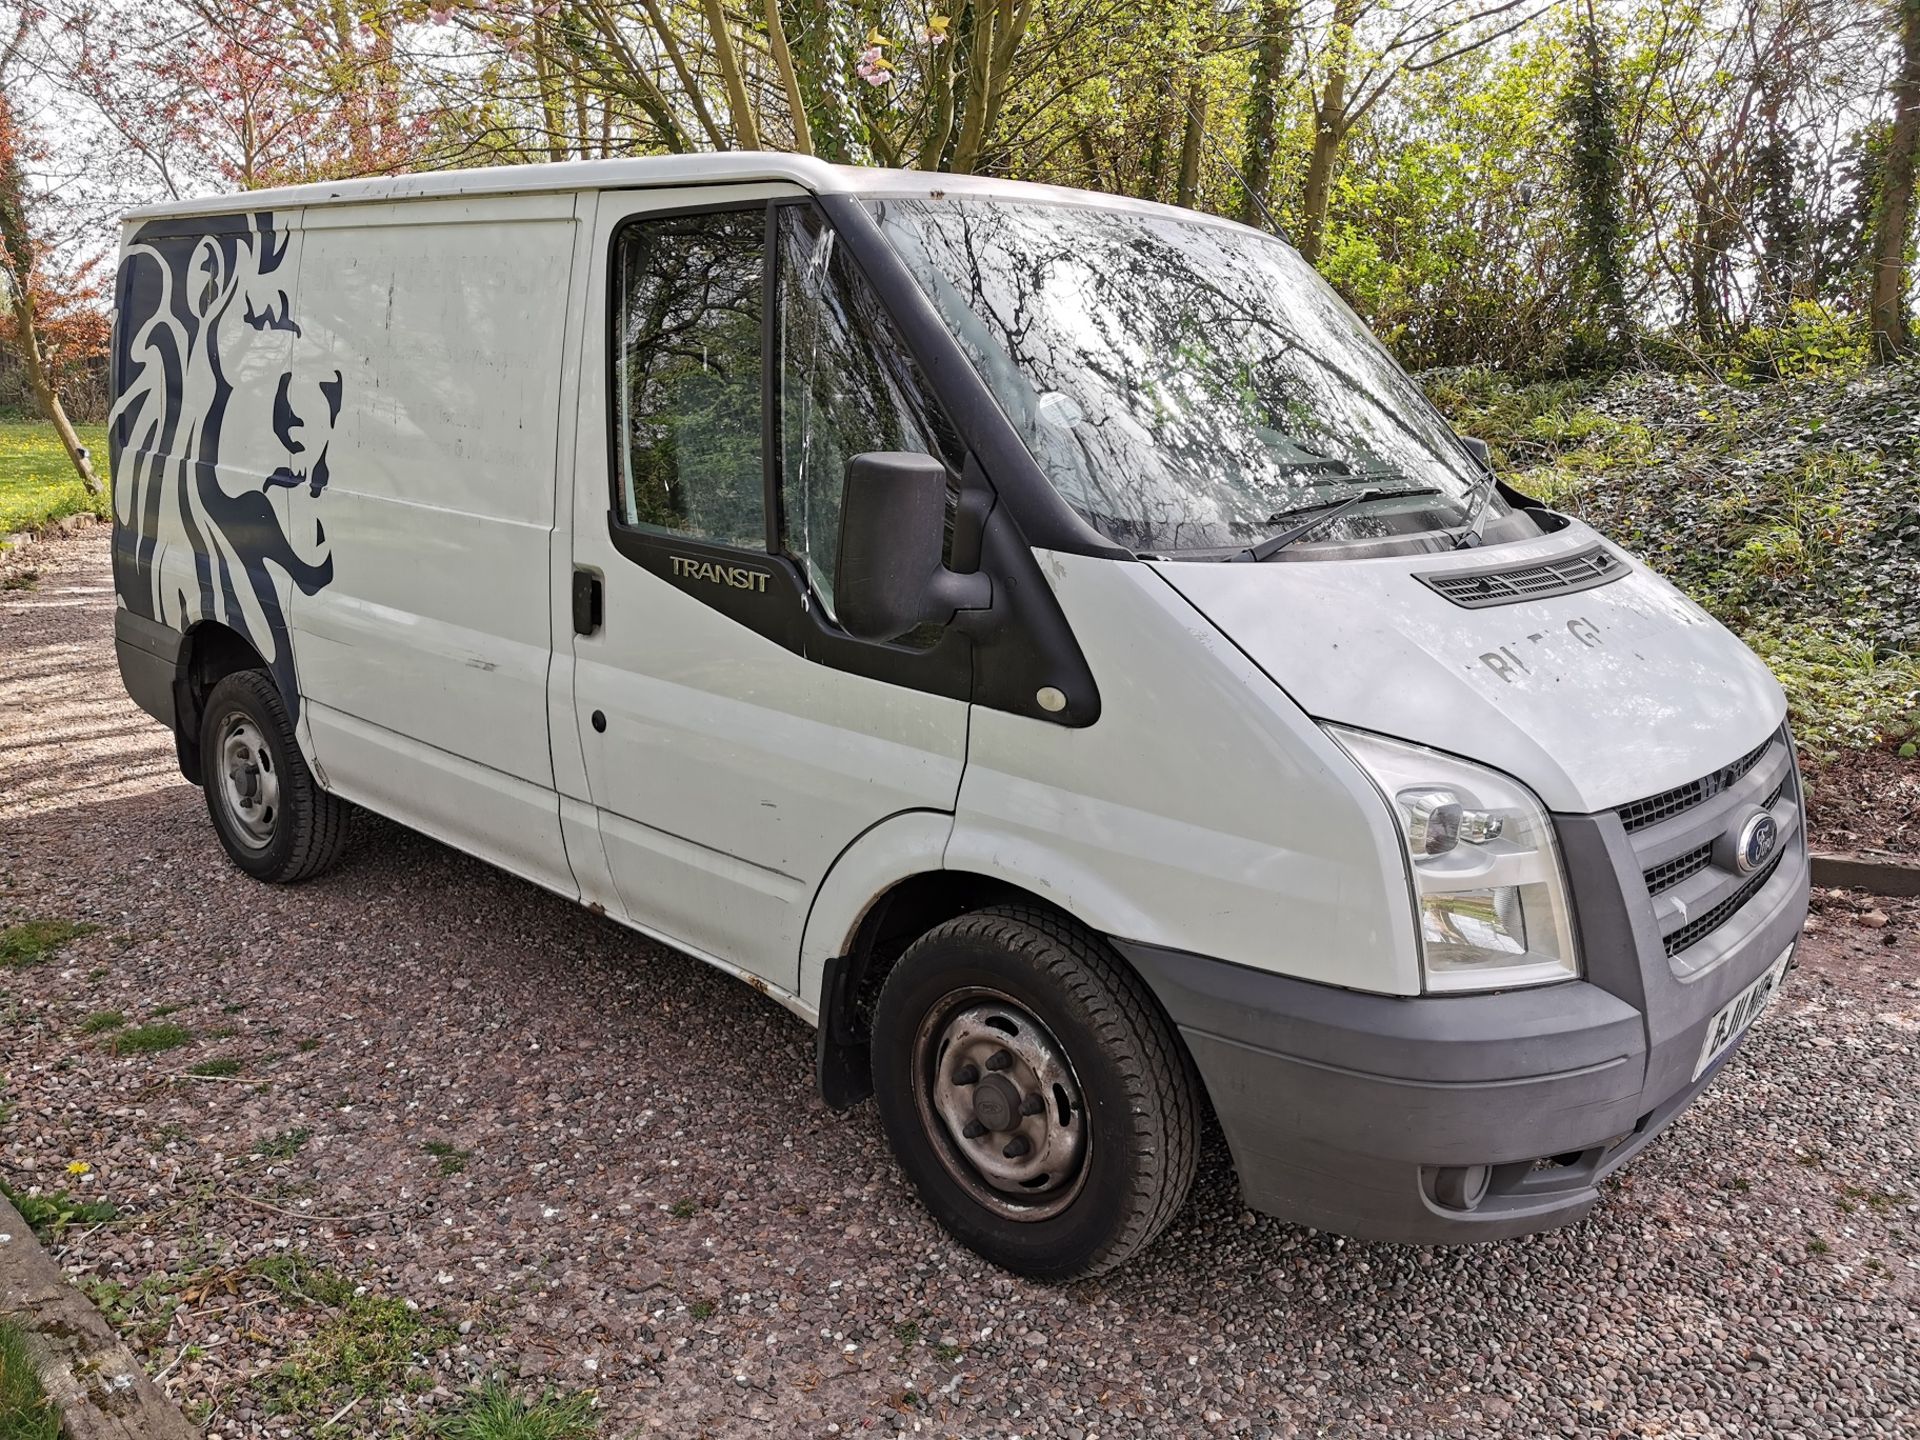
[912,987,1090,1222]
[216,713,279,850]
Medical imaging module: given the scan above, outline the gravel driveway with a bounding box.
[3,528,1917,1439]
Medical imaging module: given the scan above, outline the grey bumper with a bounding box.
[1120,781,1810,1244]
[114,608,185,729]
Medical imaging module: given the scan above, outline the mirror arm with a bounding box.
[927,569,993,629]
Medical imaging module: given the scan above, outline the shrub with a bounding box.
[1727,303,1870,383]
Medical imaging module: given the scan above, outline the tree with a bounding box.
[1869,0,1920,355]
[1296,0,1544,264]
[0,37,101,496]
[1560,11,1631,357]
[1238,0,1299,227]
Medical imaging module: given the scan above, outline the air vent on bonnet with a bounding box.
[1417,544,1625,609]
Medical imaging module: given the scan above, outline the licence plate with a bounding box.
[1693,944,1794,1080]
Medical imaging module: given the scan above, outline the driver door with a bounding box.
[564,187,973,993]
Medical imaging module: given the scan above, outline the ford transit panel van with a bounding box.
[110,156,1807,1278]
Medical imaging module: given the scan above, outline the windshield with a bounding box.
[868,197,1498,554]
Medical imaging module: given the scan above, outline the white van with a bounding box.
[109,156,1807,1278]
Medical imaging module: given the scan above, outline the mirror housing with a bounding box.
[1461,435,1493,470]
[835,452,992,643]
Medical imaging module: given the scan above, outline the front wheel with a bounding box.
[871,905,1200,1280]
[199,670,352,883]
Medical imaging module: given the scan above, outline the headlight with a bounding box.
[1326,726,1580,993]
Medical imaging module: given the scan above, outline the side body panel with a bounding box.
[569,184,970,992]
[950,551,1424,995]
[285,195,578,891]
[110,209,322,710]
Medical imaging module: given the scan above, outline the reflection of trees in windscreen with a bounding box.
[878,201,1478,552]
[778,207,961,615]
[616,212,764,549]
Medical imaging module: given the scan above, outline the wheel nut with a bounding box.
[1002,1135,1032,1159]
[984,1049,1013,1072]
[1020,1093,1045,1116]
[952,1063,979,1086]
[962,1120,987,1140]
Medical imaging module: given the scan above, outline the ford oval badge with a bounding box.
[1734,811,1779,875]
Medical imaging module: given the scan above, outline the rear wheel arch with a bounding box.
[172,622,269,784]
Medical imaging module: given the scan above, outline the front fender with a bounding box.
[797,809,956,1015]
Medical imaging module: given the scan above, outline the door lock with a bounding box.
[572,569,603,635]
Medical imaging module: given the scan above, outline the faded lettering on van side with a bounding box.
[671,555,769,593]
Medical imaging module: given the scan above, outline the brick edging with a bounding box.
[1810,851,1920,898]
[0,1195,201,1439]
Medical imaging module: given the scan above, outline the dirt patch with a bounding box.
[1802,748,1920,857]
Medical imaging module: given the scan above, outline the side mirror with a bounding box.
[1461,436,1493,471]
[835,452,992,643]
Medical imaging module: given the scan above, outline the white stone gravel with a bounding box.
[3,529,1917,1438]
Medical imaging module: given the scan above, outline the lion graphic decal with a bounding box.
[110,211,341,716]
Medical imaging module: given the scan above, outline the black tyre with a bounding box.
[871,905,1200,1280]
[198,670,352,883]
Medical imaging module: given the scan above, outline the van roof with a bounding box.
[123,154,1257,235]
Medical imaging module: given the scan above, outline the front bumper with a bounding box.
[1120,776,1810,1244]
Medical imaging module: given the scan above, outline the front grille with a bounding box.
[1645,843,1713,897]
[1616,727,1798,965]
[1417,544,1625,609]
[1617,734,1773,835]
[1663,848,1786,958]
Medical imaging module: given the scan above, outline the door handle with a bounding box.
[572,569,603,635]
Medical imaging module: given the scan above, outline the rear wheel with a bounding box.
[871,905,1199,1280]
[199,670,352,882]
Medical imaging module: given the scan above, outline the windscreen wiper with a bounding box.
[1234,485,1441,562]
[1452,462,1499,549]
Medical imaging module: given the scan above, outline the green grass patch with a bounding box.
[78,1009,126,1035]
[1747,628,1920,757]
[255,1127,312,1161]
[247,1254,356,1308]
[112,1023,192,1056]
[0,569,37,591]
[0,1179,119,1238]
[421,1140,469,1176]
[0,919,99,967]
[0,1319,62,1440]
[0,421,110,534]
[264,1292,452,1418]
[187,1057,243,1078]
[437,1382,597,1439]
[81,1270,210,1345]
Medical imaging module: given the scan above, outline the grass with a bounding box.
[422,1140,469,1176]
[0,1320,61,1440]
[78,1009,126,1035]
[0,919,98,967]
[0,421,110,536]
[112,1022,192,1056]
[264,1292,452,1417]
[247,1254,356,1308]
[187,1057,243,1078]
[0,1179,119,1238]
[437,1383,597,1439]
[255,1127,312,1161]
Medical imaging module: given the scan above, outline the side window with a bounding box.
[611,208,765,550]
[776,205,960,616]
